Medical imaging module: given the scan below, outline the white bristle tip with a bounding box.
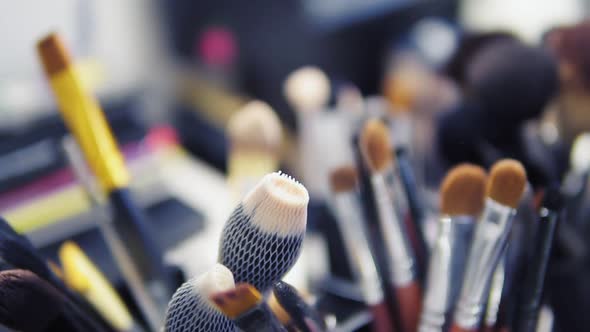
[284,66,331,111]
[242,171,309,236]
[193,263,235,300]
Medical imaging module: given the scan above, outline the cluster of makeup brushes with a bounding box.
[157,64,561,332]
[0,32,569,332]
[324,117,550,332]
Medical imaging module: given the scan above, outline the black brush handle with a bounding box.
[109,188,173,297]
[273,281,326,332]
[395,148,428,266]
[395,148,424,225]
[235,303,287,332]
[514,196,561,332]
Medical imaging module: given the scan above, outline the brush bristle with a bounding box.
[0,269,64,331]
[570,133,590,173]
[242,171,309,236]
[210,283,262,319]
[0,222,56,283]
[37,33,71,77]
[194,264,236,304]
[227,100,282,152]
[487,159,527,208]
[329,166,359,193]
[440,164,487,216]
[283,66,331,111]
[268,292,292,325]
[360,118,393,172]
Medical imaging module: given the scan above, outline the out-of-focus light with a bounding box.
[197,26,238,68]
[411,18,458,67]
[460,0,584,43]
[540,121,559,145]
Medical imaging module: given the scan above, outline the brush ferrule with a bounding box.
[453,199,515,329]
[332,192,384,305]
[371,174,416,285]
[420,215,474,332]
[485,256,506,327]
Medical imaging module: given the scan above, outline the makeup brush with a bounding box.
[272,281,326,332]
[329,165,393,332]
[283,66,331,197]
[394,146,428,273]
[37,33,173,304]
[0,269,99,332]
[360,118,421,332]
[0,217,114,331]
[218,171,308,293]
[419,164,487,332]
[62,136,163,331]
[226,100,282,198]
[211,283,286,332]
[514,187,562,332]
[451,159,527,332]
[59,241,137,332]
[165,263,237,332]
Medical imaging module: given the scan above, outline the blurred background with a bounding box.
[2,0,590,331]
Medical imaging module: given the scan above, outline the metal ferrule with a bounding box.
[371,172,415,285]
[485,255,506,327]
[332,192,384,305]
[453,199,516,329]
[419,215,474,332]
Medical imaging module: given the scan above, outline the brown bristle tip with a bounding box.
[440,164,487,216]
[37,33,71,76]
[210,283,262,319]
[269,293,292,325]
[487,159,527,208]
[360,118,392,172]
[330,166,358,192]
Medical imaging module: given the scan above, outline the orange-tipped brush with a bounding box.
[451,160,526,332]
